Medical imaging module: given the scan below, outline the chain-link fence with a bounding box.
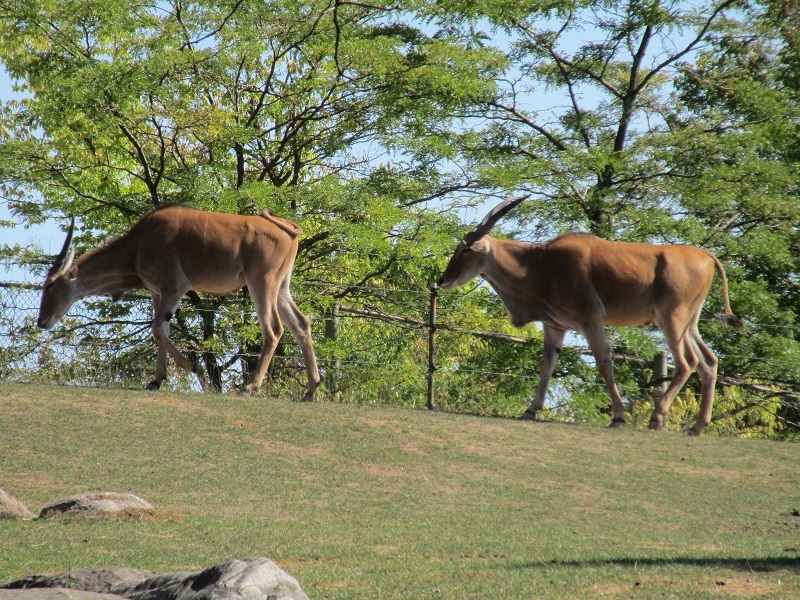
[0,281,548,416]
[1,282,195,390]
[3,280,798,434]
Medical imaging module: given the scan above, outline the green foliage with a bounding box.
[629,385,789,439]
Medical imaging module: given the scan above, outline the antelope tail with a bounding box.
[260,209,302,238]
[706,250,744,328]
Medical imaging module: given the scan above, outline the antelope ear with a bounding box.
[469,237,491,254]
[66,266,78,280]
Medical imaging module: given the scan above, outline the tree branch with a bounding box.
[488,100,568,151]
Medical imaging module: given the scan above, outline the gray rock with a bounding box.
[38,493,153,518]
[2,569,156,594]
[0,590,127,600]
[0,489,35,521]
[2,560,309,600]
[112,558,309,600]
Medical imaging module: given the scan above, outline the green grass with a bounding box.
[0,382,798,599]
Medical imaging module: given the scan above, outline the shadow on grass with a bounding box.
[512,556,800,573]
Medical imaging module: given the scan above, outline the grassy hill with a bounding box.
[0,382,798,599]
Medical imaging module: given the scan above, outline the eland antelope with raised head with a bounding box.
[438,198,744,435]
[37,203,320,399]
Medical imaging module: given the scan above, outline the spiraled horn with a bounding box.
[464,195,529,245]
[49,217,75,275]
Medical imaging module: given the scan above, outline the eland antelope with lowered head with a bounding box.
[438,198,743,435]
[37,203,320,399]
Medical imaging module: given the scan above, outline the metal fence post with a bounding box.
[427,283,438,410]
[325,302,340,398]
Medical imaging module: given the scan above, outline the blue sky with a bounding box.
[0,67,64,283]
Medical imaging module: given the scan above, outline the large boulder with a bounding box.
[38,493,153,518]
[0,489,34,521]
[2,559,309,600]
[112,558,309,600]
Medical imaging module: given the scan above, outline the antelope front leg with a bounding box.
[522,326,566,420]
[146,292,168,390]
[146,341,169,390]
[151,319,206,390]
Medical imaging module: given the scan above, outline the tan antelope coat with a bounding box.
[38,204,319,399]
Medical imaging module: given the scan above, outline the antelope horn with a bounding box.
[464,195,529,245]
[49,217,75,275]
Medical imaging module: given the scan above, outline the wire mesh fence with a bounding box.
[0,281,548,416]
[2,280,798,434]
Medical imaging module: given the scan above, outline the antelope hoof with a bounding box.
[145,380,162,391]
[237,385,254,397]
[687,427,704,437]
[648,416,665,431]
[298,393,315,403]
[609,418,627,428]
[520,409,538,421]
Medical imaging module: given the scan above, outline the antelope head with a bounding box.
[438,196,527,291]
[37,217,78,329]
